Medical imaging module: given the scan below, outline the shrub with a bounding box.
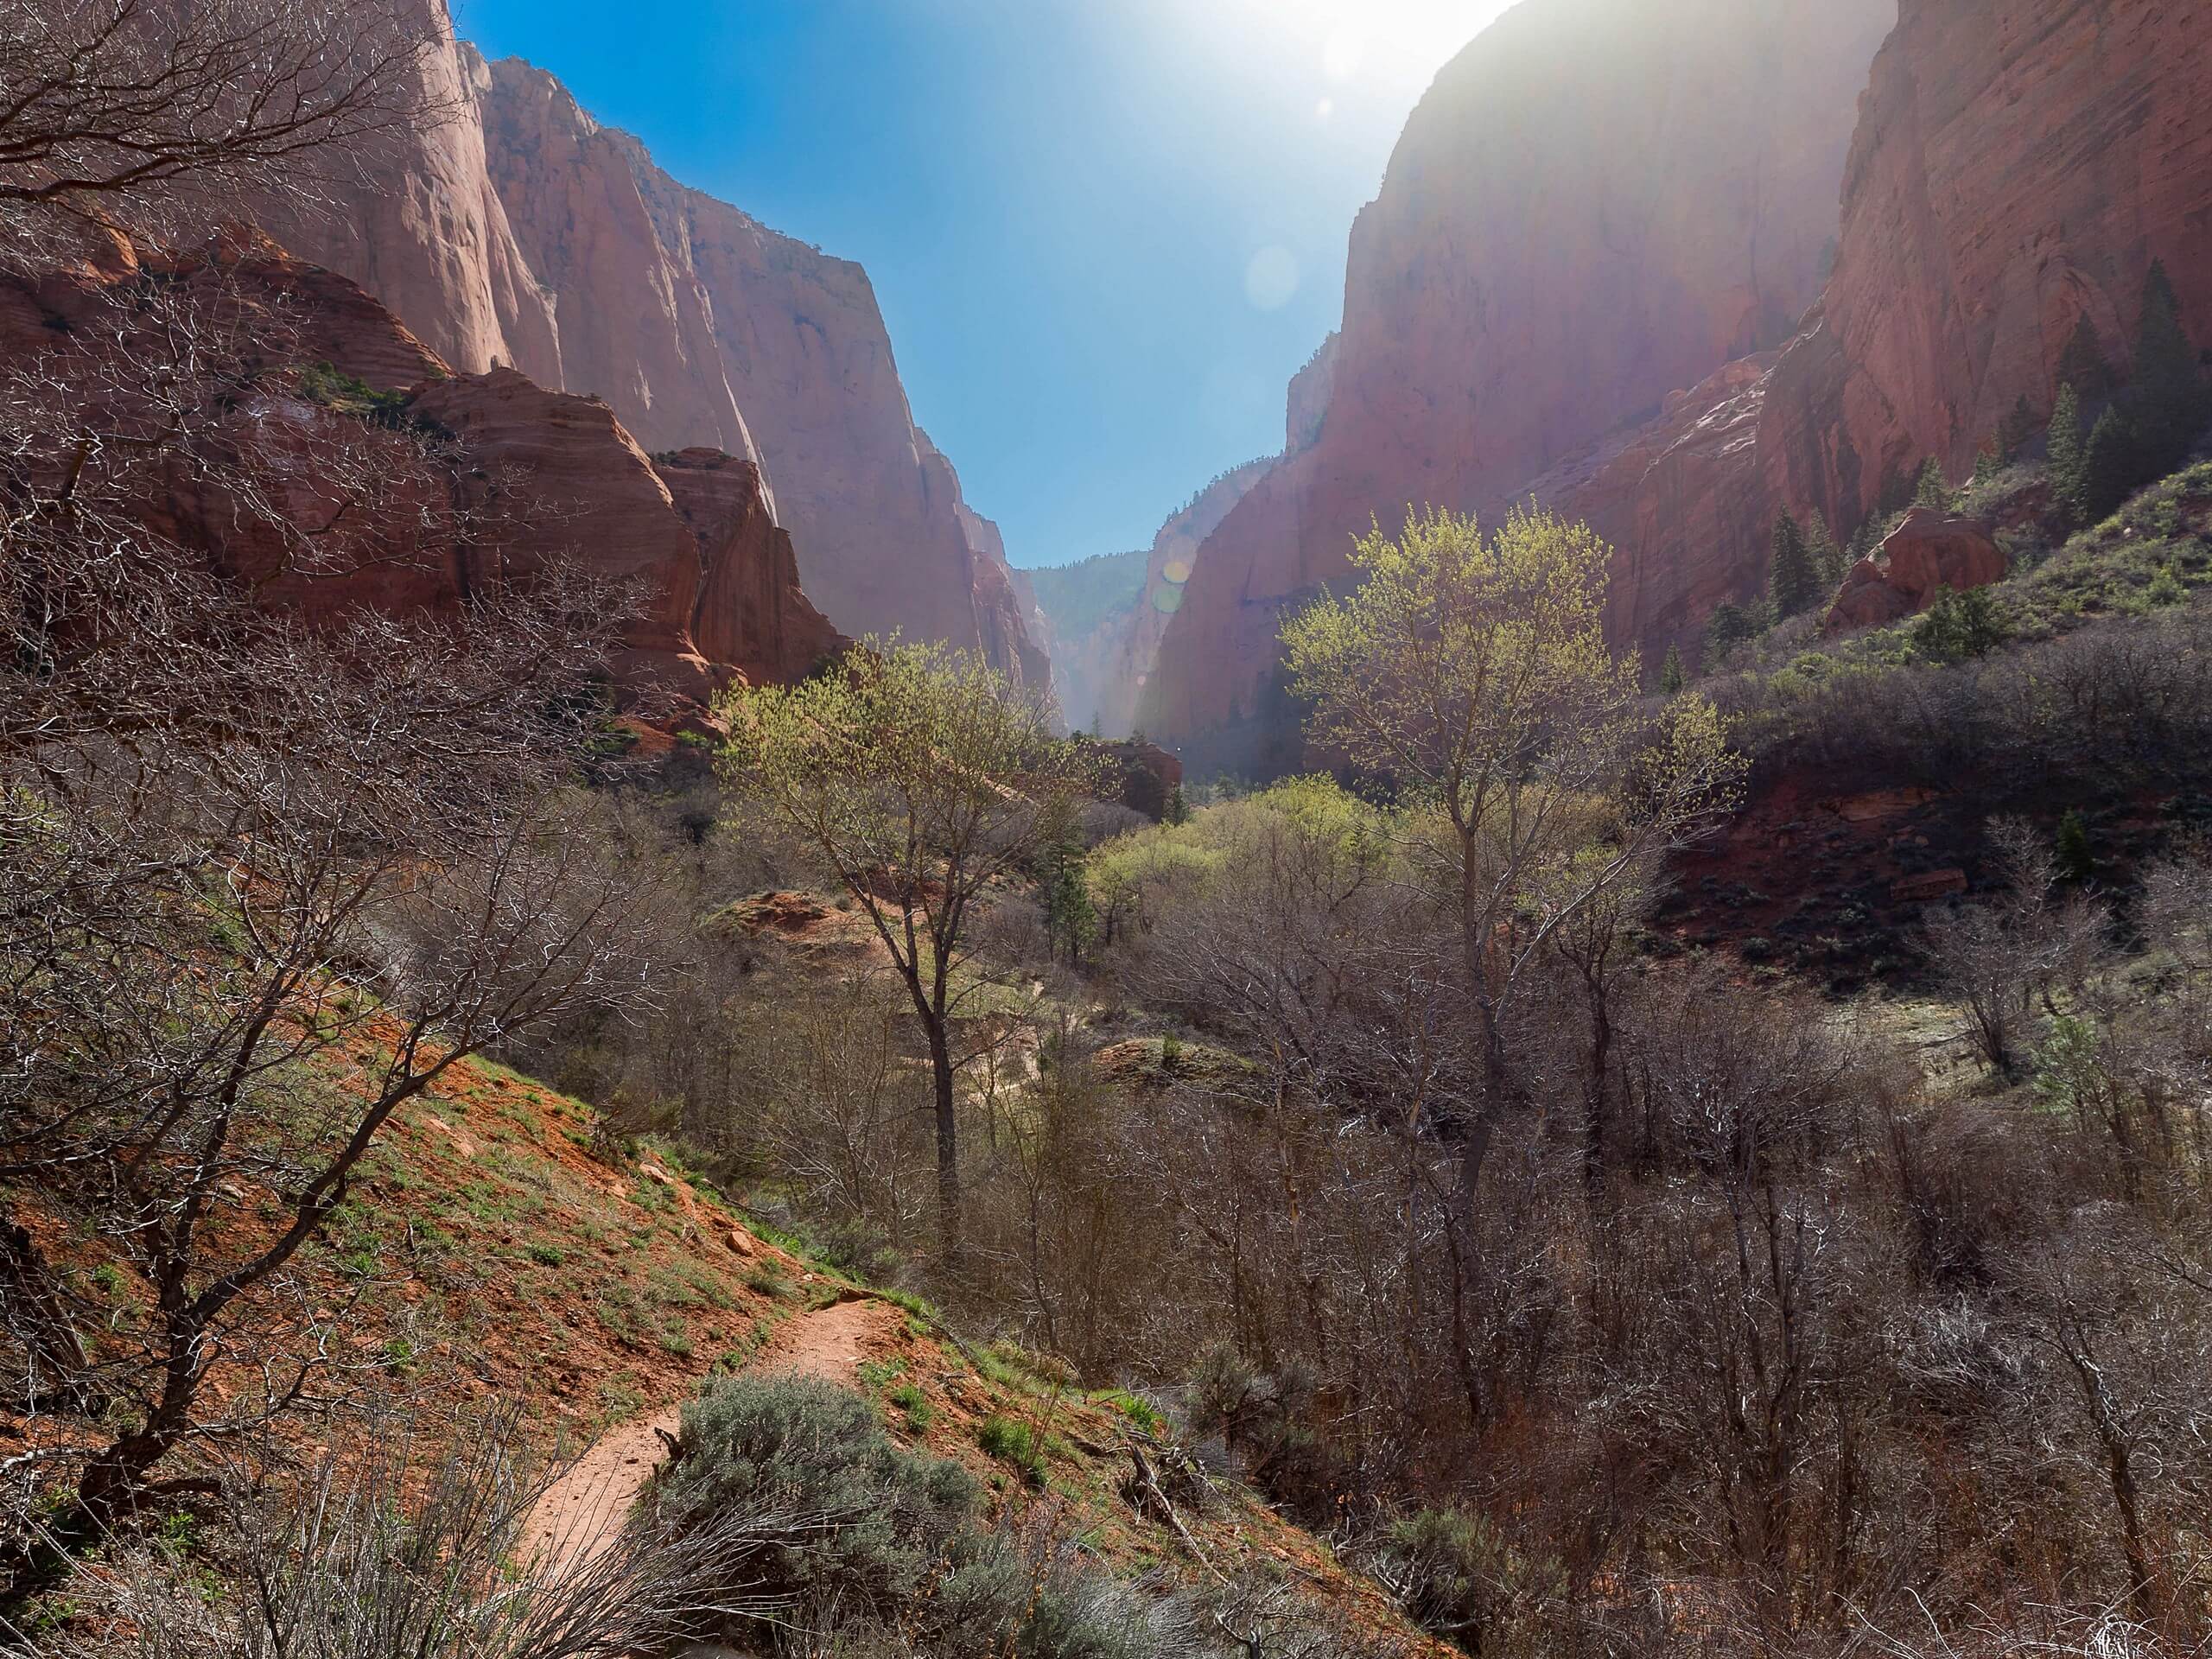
[976,1414,1046,1485]
[661,1375,980,1619]
[1385,1506,1564,1652]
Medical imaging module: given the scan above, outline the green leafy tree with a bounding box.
[2057,313,2114,399]
[719,639,1095,1260]
[1281,506,1745,1215]
[1659,642,1687,696]
[1768,511,1821,620]
[1913,455,1956,512]
[2049,383,2088,524]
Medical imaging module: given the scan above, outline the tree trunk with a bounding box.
[926,1015,963,1266]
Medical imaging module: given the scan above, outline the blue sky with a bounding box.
[453,0,1504,568]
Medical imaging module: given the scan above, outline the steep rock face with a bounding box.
[1825,508,2006,632]
[1759,0,2212,537]
[657,449,848,683]
[410,368,842,699]
[1141,0,1894,760]
[1532,353,1781,666]
[1053,458,1279,741]
[250,6,1044,683]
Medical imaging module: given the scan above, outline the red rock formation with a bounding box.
[4,245,838,704]
[656,449,848,685]
[1141,0,1894,763]
[410,368,842,698]
[252,6,1045,684]
[1824,508,2006,633]
[1760,0,2212,537]
[1533,353,1781,668]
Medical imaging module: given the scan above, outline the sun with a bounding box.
[1258,0,1503,87]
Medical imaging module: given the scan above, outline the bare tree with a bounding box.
[0,0,441,244]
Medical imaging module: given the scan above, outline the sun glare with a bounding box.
[1235,0,1503,92]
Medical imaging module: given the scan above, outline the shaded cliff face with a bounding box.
[1758,0,2212,537]
[1557,0,2212,671]
[255,6,1043,684]
[1141,0,1894,761]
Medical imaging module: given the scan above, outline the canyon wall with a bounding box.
[1757,0,2212,542]
[256,6,1043,683]
[1140,0,1896,769]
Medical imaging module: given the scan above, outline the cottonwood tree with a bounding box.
[718,639,1096,1263]
[1281,505,1745,1211]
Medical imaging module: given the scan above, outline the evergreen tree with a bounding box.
[2056,313,2113,398]
[2080,406,2144,524]
[1768,511,1820,619]
[1913,456,1955,512]
[1917,587,2011,664]
[1162,784,1190,826]
[1806,512,1846,586]
[1659,642,1687,696]
[1973,434,2003,485]
[1704,601,1757,665]
[2056,810,2094,885]
[2133,258,2209,471]
[2049,383,2087,524]
[1999,394,2038,463]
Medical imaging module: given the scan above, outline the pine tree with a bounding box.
[1659,642,1686,696]
[1973,434,2003,485]
[2048,383,2087,524]
[1913,456,1955,512]
[1768,512,1820,619]
[1999,394,2038,463]
[2056,313,2113,398]
[2080,406,2144,524]
[1704,601,1756,665]
[1806,512,1846,586]
[2133,259,2208,471]
[1163,785,1190,826]
[2056,810,2094,885]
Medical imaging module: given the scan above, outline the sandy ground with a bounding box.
[523,1294,894,1564]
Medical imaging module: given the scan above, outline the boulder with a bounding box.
[1824,509,2006,633]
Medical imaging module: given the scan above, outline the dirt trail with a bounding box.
[524,1295,893,1566]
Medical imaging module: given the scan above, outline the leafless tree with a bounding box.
[0,0,442,248]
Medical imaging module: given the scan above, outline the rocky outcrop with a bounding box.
[1759,0,2212,537]
[1141,0,1894,763]
[409,368,842,699]
[1824,508,2006,633]
[4,245,838,704]
[1533,353,1781,667]
[251,4,1044,683]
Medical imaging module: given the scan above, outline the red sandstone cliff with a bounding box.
[1554,0,2212,668]
[3,246,838,703]
[1758,0,2212,538]
[1141,0,1894,765]
[254,5,1044,685]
